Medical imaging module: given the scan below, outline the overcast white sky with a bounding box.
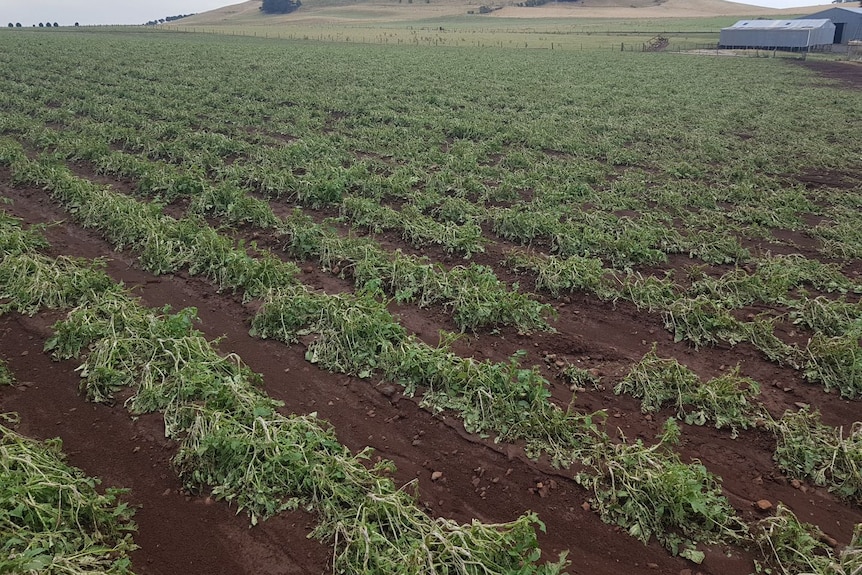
[3,0,239,26]
[1,0,839,26]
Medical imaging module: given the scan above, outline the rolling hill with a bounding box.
[177,0,826,25]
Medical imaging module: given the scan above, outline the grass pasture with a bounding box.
[166,0,813,50]
[1,22,861,575]
[164,14,778,50]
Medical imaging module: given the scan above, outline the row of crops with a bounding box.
[4,87,862,399]
[2,149,861,573]
[0,207,566,573]
[1,29,861,574]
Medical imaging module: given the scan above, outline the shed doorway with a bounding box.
[834,22,845,43]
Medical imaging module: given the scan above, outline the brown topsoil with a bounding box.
[798,59,862,90]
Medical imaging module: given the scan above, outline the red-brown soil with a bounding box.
[2,159,861,575]
[798,59,862,90]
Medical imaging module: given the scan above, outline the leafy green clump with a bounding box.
[504,249,611,298]
[0,360,12,386]
[840,524,862,575]
[0,417,138,574]
[617,346,762,437]
[772,407,862,504]
[753,503,835,575]
[0,211,48,257]
[576,420,747,563]
[0,253,117,316]
[560,364,602,390]
[803,333,862,399]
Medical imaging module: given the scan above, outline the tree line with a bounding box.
[6,22,82,28]
[145,14,195,26]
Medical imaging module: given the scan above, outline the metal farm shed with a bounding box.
[719,19,836,50]
[802,7,862,45]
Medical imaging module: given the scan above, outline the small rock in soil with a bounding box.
[431,471,443,481]
[379,385,397,398]
[756,499,773,511]
[821,534,840,548]
[581,502,591,511]
[791,479,802,489]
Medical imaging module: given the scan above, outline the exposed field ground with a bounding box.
[1,27,862,575]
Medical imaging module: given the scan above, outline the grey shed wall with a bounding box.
[802,7,862,44]
[720,20,835,49]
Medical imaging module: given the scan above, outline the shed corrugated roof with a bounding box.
[725,19,834,30]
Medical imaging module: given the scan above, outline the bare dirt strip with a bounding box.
[798,60,862,91]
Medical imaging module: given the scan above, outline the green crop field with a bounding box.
[1,26,861,575]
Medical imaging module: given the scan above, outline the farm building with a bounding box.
[801,7,862,45]
[719,19,836,50]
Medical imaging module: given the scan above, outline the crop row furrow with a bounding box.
[505,249,862,398]
[0,213,564,575]
[10,124,554,333]
[1,140,754,563]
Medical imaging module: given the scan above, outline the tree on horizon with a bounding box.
[261,0,302,14]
